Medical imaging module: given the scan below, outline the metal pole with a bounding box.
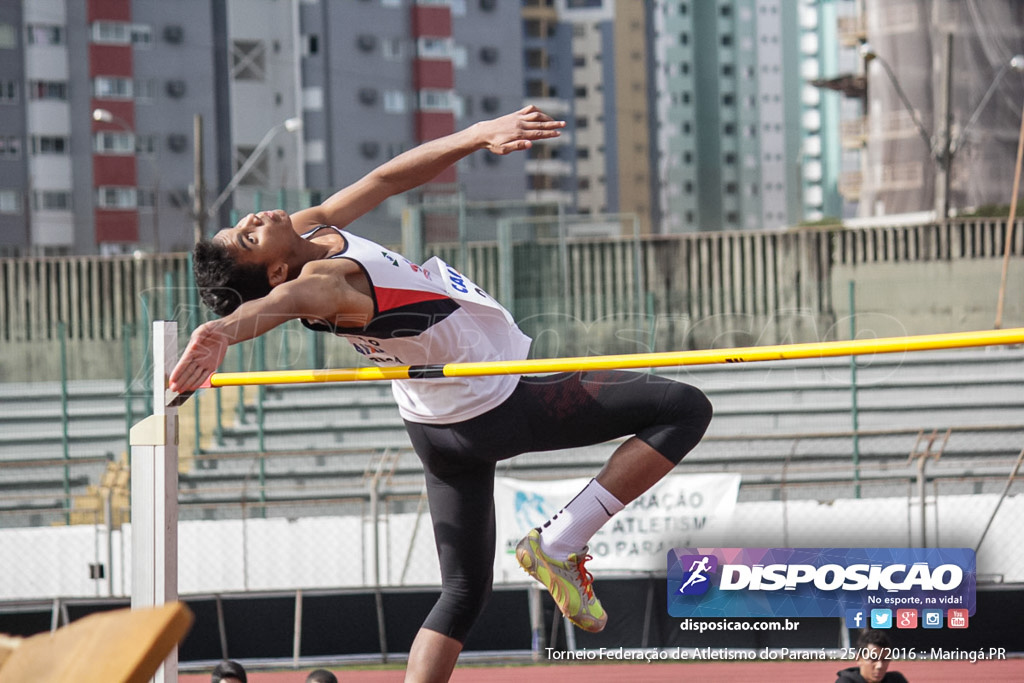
[528,585,543,661]
[257,336,267,518]
[293,589,303,669]
[369,468,389,663]
[59,321,69,525]
[129,320,180,683]
[193,114,205,244]
[994,96,1024,329]
[497,217,514,316]
[458,190,467,272]
[103,490,114,597]
[935,33,954,220]
[849,281,861,498]
[124,323,133,461]
[918,456,929,547]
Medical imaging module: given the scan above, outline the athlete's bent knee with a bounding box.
[423,572,494,643]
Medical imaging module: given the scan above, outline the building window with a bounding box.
[575,116,589,129]
[29,80,68,100]
[574,85,587,98]
[27,24,65,45]
[94,132,134,154]
[0,190,22,214]
[419,89,453,111]
[34,191,71,211]
[30,136,69,154]
[679,32,688,45]
[0,136,21,159]
[232,40,266,81]
[724,153,736,164]
[722,93,735,106]
[417,36,453,59]
[0,23,18,49]
[526,79,547,98]
[134,79,157,100]
[525,48,548,69]
[383,90,407,113]
[131,25,152,46]
[0,80,18,102]
[96,187,137,209]
[721,34,733,47]
[94,76,132,98]
[91,21,131,44]
[577,148,590,159]
[573,54,586,67]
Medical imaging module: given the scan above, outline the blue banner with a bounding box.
[667,547,976,620]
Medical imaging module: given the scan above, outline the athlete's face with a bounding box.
[213,209,294,265]
[857,644,890,683]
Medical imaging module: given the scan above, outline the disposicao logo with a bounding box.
[675,554,719,595]
[667,548,976,619]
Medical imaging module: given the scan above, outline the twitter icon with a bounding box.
[870,609,893,629]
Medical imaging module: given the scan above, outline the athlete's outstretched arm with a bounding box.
[169,268,349,392]
[289,105,564,232]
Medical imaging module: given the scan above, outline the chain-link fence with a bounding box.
[2,430,1021,602]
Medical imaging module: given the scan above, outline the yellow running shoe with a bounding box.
[515,528,607,632]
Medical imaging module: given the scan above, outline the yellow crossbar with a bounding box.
[206,328,1024,388]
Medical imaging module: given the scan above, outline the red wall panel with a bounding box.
[412,6,452,36]
[94,210,139,243]
[90,44,132,78]
[414,59,454,90]
[416,111,455,142]
[88,0,131,23]
[93,155,137,186]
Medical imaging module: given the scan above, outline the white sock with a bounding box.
[538,478,624,559]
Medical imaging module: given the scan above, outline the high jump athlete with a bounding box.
[169,106,712,683]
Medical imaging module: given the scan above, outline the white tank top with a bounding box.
[300,226,532,424]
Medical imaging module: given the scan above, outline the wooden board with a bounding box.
[0,603,193,683]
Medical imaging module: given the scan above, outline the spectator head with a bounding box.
[855,630,892,683]
[306,669,338,683]
[211,659,247,683]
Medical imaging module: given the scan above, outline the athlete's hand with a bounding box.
[169,322,230,393]
[476,105,565,155]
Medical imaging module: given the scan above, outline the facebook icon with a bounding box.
[845,609,865,629]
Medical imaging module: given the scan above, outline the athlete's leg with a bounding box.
[403,426,498,682]
[514,371,712,629]
[525,370,712,537]
[405,630,462,683]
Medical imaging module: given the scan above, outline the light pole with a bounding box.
[202,117,304,237]
[92,108,162,251]
[859,42,1024,219]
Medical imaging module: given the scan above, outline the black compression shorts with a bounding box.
[403,370,713,643]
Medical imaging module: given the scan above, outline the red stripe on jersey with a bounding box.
[374,286,450,312]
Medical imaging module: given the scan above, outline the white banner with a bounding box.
[494,473,741,578]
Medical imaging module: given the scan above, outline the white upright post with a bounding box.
[130,320,180,683]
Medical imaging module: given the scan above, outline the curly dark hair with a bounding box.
[193,239,272,317]
[856,628,892,651]
[305,670,338,683]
